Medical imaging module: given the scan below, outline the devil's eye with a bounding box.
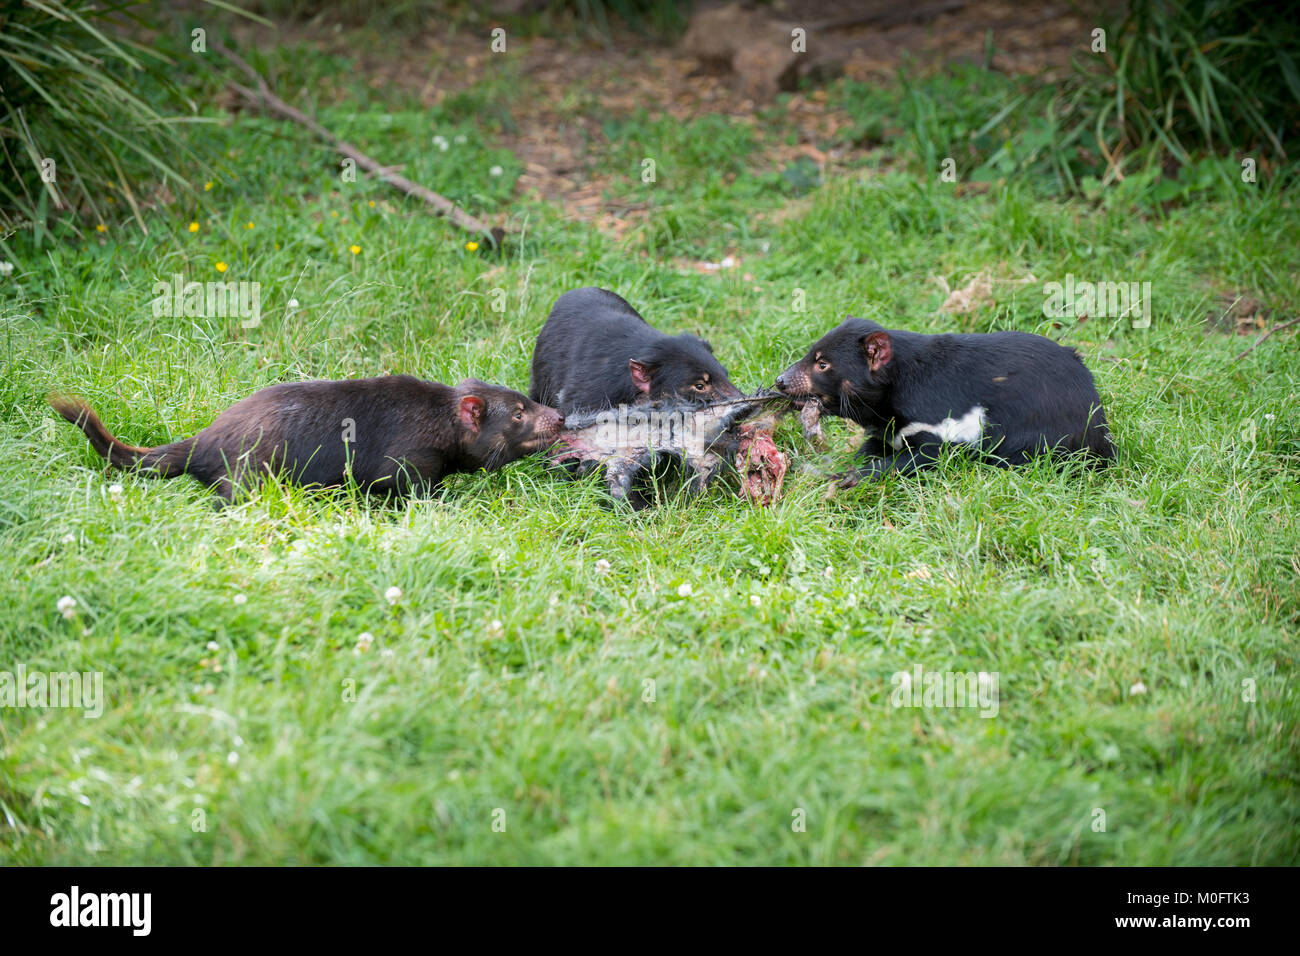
[514,411,524,421]
[693,381,708,391]
[815,360,830,372]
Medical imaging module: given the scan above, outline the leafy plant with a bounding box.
[0,0,246,238]
[1059,0,1300,186]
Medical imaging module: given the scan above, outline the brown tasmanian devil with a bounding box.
[50,375,564,501]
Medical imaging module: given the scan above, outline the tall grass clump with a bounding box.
[1057,0,1300,187]
[0,0,230,238]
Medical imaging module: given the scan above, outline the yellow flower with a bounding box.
[368,200,376,208]
[465,241,479,252]
[204,181,214,192]
[95,224,107,233]
[349,245,361,255]
[246,221,254,229]
[330,210,338,218]
[215,261,228,273]
[188,222,199,233]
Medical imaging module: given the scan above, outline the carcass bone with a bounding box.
[798,397,825,447]
[551,393,790,507]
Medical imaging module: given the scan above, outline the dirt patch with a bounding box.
[1207,292,1277,335]
[225,1,1092,233]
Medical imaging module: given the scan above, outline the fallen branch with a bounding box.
[810,1,969,32]
[1234,316,1300,361]
[211,38,504,247]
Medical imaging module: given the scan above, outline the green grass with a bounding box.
[1,38,1298,865]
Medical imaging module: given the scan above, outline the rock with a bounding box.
[683,2,803,98]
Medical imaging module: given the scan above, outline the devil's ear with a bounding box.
[459,395,485,432]
[628,359,655,394]
[861,331,892,373]
[701,339,715,354]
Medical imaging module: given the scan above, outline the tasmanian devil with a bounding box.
[50,375,564,501]
[530,286,743,414]
[776,318,1115,487]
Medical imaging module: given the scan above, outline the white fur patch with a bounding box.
[891,406,986,450]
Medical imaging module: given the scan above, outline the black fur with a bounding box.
[776,318,1115,485]
[50,375,564,501]
[530,286,742,414]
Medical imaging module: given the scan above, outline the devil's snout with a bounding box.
[775,366,810,395]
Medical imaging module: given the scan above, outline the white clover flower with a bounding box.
[57,595,77,619]
[486,619,504,637]
[594,559,611,574]
[287,297,299,309]
[750,594,762,608]
[233,594,247,606]
[108,483,124,498]
[227,751,239,765]
[384,586,402,605]
[433,135,449,151]
[677,583,693,598]
[0,261,13,277]
[206,641,219,651]
[489,165,504,177]
[61,533,75,544]
[1130,680,1147,696]
[454,134,467,145]
[353,632,374,655]
[548,594,559,608]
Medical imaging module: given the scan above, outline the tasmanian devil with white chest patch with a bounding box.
[530,286,743,414]
[50,376,564,501]
[776,318,1115,487]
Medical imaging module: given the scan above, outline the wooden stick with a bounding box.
[809,1,968,32]
[211,39,504,247]
[1234,316,1300,362]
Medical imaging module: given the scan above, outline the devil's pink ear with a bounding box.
[628,359,653,394]
[459,395,485,432]
[862,331,892,372]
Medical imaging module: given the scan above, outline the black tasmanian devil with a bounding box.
[530,286,743,414]
[776,318,1115,487]
[50,375,564,501]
